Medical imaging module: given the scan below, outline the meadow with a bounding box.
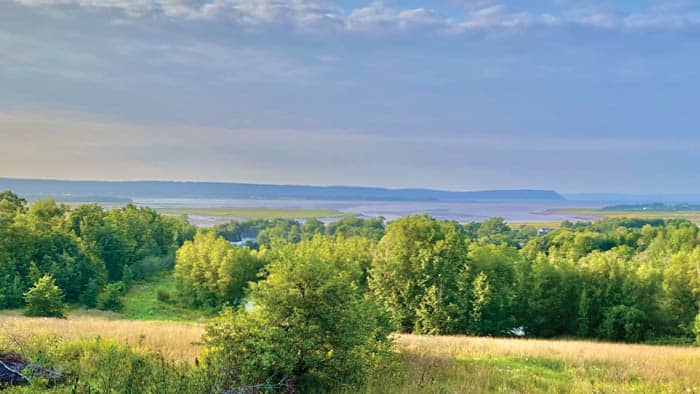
[2,314,699,393]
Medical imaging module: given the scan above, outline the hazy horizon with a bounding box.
[2,1,699,194]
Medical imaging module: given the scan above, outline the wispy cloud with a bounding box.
[12,0,700,34]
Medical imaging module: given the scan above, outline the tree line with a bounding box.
[0,191,194,311]
[181,215,700,344]
[172,214,700,390]
[4,188,700,391]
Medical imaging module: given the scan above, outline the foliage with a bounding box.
[213,216,386,246]
[97,282,126,312]
[370,215,469,334]
[600,305,649,342]
[203,237,396,392]
[22,274,66,318]
[120,273,212,321]
[0,191,194,310]
[1,336,214,393]
[326,216,386,241]
[79,278,101,308]
[174,231,266,308]
[4,187,700,349]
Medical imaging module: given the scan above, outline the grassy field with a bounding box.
[157,207,353,220]
[557,208,700,224]
[119,274,213,322]
[3,314,699,393]
[0,315,204,362]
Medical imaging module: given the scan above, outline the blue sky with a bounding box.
[1,0,699,193]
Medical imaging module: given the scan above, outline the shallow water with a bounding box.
[133,198,602,226]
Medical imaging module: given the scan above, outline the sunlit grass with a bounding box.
[3,315,699,393]
[0,315,204,363]
[375,335,700,393]
[120,273,213,322]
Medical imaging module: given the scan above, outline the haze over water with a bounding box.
[134,198,602,227]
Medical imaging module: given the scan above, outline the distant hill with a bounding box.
[0,178,565,202]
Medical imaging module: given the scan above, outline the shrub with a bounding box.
[175,231,266,308]
[23,274,66,318]
[96,282,126,312]
[695,313,700,345]
[203,238,396,392]
[80,278,101,308]
[156,289,173,304]
[600,305,648,342]
[7,336,214,393]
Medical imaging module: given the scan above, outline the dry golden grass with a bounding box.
[389,334,700,393]
[0,314,204,363]
[3,315,700,393]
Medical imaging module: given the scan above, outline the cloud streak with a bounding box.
[13,0,700,34]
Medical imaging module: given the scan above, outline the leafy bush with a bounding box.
[79,278,101,308]
[203,238,396,392]
[96,282,126,312]
[23,275,66,318]
[3,336,215,393]
[600,305,649,342]
[156,289,173,304]
[175,231,266,308]
[370,215,468,333]
[132,252,176,280]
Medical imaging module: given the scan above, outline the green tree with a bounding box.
[301,218,325,240]
[97,282,126,311]
[468,272,492,335]
[476,217,513,244]
[326,217,386,241]
[175,231,265,308]
[0,190,28,213]
[467,243,520,335]
[203,237,394,392]
[415,285,455,335]
[370,215,468,333]
[80,278,101,308]
[600,305,648,342]
[23,274,66,318]
[122,264,134,289]
[577,288,591,337]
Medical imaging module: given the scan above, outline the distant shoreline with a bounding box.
[0,177,564,202]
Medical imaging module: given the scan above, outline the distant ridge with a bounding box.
[0,178,565,202]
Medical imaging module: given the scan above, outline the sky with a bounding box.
[0,0,699,193]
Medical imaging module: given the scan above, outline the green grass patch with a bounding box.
[157,207,354,220]
[365,352,667,394]
[120,273,213,322]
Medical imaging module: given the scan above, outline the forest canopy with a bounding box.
[2,189,700,345]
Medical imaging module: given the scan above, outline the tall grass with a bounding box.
[371,335,700,393]
[3,316,700,393]
[0,315,204,363]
